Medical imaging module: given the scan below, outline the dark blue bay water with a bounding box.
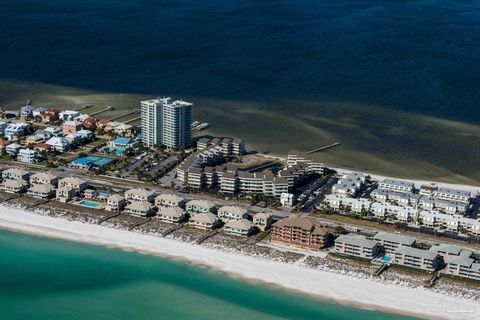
[1,0,479,181]
[1,0,480,121]
[0,229,417,320]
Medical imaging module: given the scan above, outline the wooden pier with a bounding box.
[372,263,389,277]
[128,217,152,231]
[306,142,340,154]
[109,110,139,122]
[124,116,141,124]
[74,104,93,111]
[196,229,221,244]
[89,106,114,117]
[98,212,121,224]
[162,223,184,237]
[424,272,441,288]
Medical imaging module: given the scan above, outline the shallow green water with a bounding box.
[0,229,416,320]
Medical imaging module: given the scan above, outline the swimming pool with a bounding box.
[79,200,103,209]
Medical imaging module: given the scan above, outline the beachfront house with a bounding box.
[157,207,187,224]
[2,179,28,194]
[155,194,185,209]
[2,168,30,181]
[271,217,332,251]
[58,177,88,193]
[185,199,217,216]
[253,212,273,231]
[217,205,249,221]
[188,212,219,230]
[17,148,38,164]
[334,234,380,259]
[125,188,155,203]
[27,183,56,199]
[224,219,254,237]
[105,194,127,212]
[56,187,77,203]
[30,172,58,186]
[124,201,155,217]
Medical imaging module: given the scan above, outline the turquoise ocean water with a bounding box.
[0,229,416,320]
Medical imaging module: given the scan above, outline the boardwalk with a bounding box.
[196,229,221,244]
[306,142,340,154]
[98,212,121,224]
[128,217,152,231]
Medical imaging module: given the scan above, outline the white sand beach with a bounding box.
[0,206,478,319]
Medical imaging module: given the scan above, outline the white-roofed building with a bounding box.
[2,168,30,181]
[378,178,415,194]
[105,194,126,212]
[124,201,155,217]
[217,206,249,221]
[433,187,471,204]
[155,194,185,208]
[253,212,273,231]
[17,148,38,163]
[45,136,70,153]
[30,172,58,186]
[186,200,217,215]
[58,177,88,193]
[373,232,416,255]
[27,183,55,198]
[394,247,443,271]
[188,212,219,230]
[2,179,28,193]
[224,219,254,237]
[157,207,187,224]
[334,234,380,259]
[125,188,155,203]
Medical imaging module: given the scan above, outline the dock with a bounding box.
[161,223,184,237]
[89,106,114,117]
[74,104,93,111]
[98,212,121,224]
[128,217,152,231]
[306,142,340,154]
[196,229,221,244]
[109,110,139,122]
[124,116,141,124]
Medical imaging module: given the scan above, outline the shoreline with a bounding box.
[0,205,478,320]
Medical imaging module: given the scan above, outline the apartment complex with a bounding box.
[334,234,379,259]
[372,232,416,255]
[141,97,192,148]
[271,217,331,250]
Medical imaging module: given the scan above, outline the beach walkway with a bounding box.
[128,217,152,231]
[98,212,121,224]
